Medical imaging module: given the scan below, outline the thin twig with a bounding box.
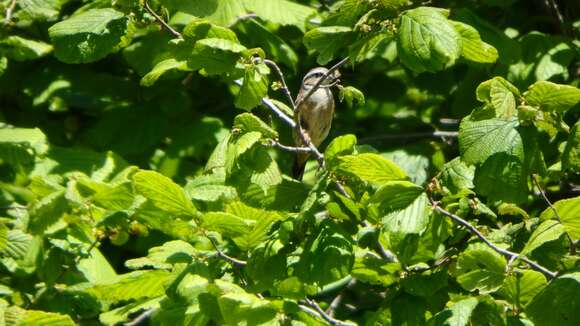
[532,175,576,254]
[227,13,260,28]
[545,0,566,34]
[295,57,350,109]
[268,140,312,153]
[301,299,357,326]
[124,308,155,326]
[4,0,16,25]
[431,203,557,279]
[205,231,247,266]
[326,279,356,317]
[264,59,296,109]
[143,1,183,39]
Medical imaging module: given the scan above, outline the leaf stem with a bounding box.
[431,202,557,279]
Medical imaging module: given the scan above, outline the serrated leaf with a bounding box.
[244,0,317,31]
[452,21,498,64]
[524,81,580,112]
[218,292,278,325]
[337,153,407,185]
[402,270,448,297]
[0,127,48,155]
[0,36,53,61]
[125,240,196,270]
[397,6,461,73]
[0,230,32,260]
[338,85,365,107]
[183,19,239,42]
[441,157,475,192]
[133,170,197,217]
[427,297,479,326]
[202,212,254,238]
[456,243,506,293]
[233,113,278,139]
[188,38,246,75]
[521,220,564,256]
[526,272,580,326]
[141,58,189,87]
[500,270,547,306]
[303,26,354,65]
[29,190,67,234]
[476,77,520,118]
[352,250,401,286]
[540,196,580,241]
[235,65,269,111]
[474,153,528,204]
[371,181,424,212]
[325,134,357,168]
[48,9,129,64]
[5,306,75,326]
[459,117,523,165]
[84,270,171,304]
[382,193,430,234]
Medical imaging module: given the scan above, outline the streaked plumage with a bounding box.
[292,67,339,180]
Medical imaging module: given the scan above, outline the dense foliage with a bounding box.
[1,0,579,325]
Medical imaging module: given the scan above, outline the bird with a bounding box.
[292,67,340,180]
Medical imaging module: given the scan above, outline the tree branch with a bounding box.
[431,202,557,279]
[300,298,357,326]
[532,175,576,254]
[124,308,155,326]
[264,59,296,110]
[267,140,312,153]
[4,0,16,25]
[204,231,247,266]
[295,57,350,109]
[143,1,183,39]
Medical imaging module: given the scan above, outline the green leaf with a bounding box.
[218,292,278,325]
[125,240,196,270]
[526,272,580,326]
[456,243,506,293]
[338,86,365,107]
[452,21,498,64]
[563,121,580,173]
[243,0,317,31]
[48,9,129,64]
[402,270,448,297]
[234,64,269,111]
[183,19,239,42]
[382,193,430,234]
[459,117,523,165]
[133,170,197,217]
[397,7,461,73]
[77,248,118,284]
[371,181,424,212]
[202,212,254,238]
[474,153,528,204]
[325,134,357,168]
[521,220,565,256]
[476,77,520,118]
[5,306,75,326]
[337,153,407,185]
[84,270,172,304]
[441,157,475,192]
[0,127,48,156]
[188,184,238,202]
[188,38,246,74]
[500,270,547,306]
[233,113,278,139]
[161,0,246,26]
[15,0,63,22]
[427,297,479,326]
[540,197,580,241]
[29,190,68,234]
[0,36,53,61]
[303,26,354,65]
[524,81,580,112]
[352,250,401,286]
[140,58,189,87]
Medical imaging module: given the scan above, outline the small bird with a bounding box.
[292,67,340,180]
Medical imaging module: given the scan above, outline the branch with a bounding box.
[431,203,557,279]
[143,1,183,39]
[124,308,155,326]
[205,231,247,266]
[268,140,312,153]
[326,279,356,317]
[264,59,296,110]
[300,299,357,326]
[532,175,576,254]
[4,0,16,25]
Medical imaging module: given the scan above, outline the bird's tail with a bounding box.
[292,153,308,180]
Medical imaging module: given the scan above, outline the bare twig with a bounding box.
[544,0,566,34]
[227,13,260,28]
[431,202,557,279]
[268,140,312,153]
[532,175,576,254]
[124,308,155,326]
[4,0,16,25]
[295,57,350,109]
[360,131,459,143]
[264,59,296,109]
[143,1,183,39]
[326,279,356,317]
[300,299,357,326]
[205,231,247,266]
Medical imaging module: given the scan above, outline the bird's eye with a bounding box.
[313,72,323,77]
